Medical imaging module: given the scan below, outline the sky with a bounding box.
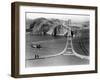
[26,12,90,23]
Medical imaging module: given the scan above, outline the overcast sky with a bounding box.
[26,12,90,23]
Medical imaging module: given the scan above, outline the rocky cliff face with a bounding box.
[26,17,69,36]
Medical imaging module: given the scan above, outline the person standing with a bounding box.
[71,30,74,38]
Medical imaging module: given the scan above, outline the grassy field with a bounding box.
[25,32,89,67]
[26,34,67,59]
[72,29,89,56]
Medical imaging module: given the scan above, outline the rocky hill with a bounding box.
[26,17,69,36]
[26,17,89,36]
